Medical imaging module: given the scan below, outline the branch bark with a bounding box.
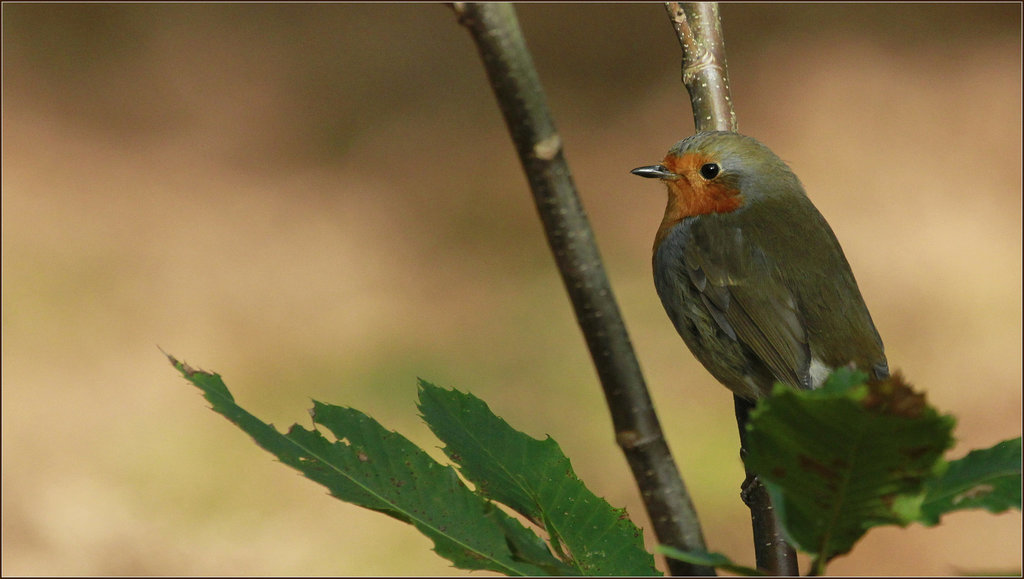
[664,2,737,133]
[452,3,713,575]
[664,3,799,575]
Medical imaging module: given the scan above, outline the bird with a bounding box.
[631,131,888,401]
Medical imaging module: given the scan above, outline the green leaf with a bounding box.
[657,546,763,576]
[490,505,581,576]
[417,379,660,576]
[920,437,1022,525]
[744,372,955,562]
[816,366,869,397]
[168,354,556,576]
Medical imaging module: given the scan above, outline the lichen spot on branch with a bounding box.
[533,134,562,161]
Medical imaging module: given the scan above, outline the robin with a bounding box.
[632,131,888,401]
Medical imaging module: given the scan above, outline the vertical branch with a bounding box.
[451,3,714,575]
[734,397,800,575]
[663,3,798,575]
[664,3,737,133]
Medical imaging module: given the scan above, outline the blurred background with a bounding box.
[3,3,1020,576]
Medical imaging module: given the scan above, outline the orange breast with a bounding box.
[654,152,743,251]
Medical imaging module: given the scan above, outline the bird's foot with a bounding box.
[740,472,760,506]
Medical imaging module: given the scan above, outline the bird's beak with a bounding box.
[630,164,677,179]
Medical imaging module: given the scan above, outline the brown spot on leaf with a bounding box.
[799,454,839,482]
[953,484,995,504]
[861,371,926,418]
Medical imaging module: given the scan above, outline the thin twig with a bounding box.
[664,3,799,575]
[664,2,736,133]
[735,398,800,575]
[452,3,713,575]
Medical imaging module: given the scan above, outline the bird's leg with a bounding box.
[734,394,799,575]
[738,448,760,505]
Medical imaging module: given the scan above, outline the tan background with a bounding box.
[3,3,1020,576]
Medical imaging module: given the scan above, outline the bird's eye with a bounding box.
[699,163,720,180]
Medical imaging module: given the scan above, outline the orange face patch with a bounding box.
[654,152,743,251]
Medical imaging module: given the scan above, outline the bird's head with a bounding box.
[632,131,805,249]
